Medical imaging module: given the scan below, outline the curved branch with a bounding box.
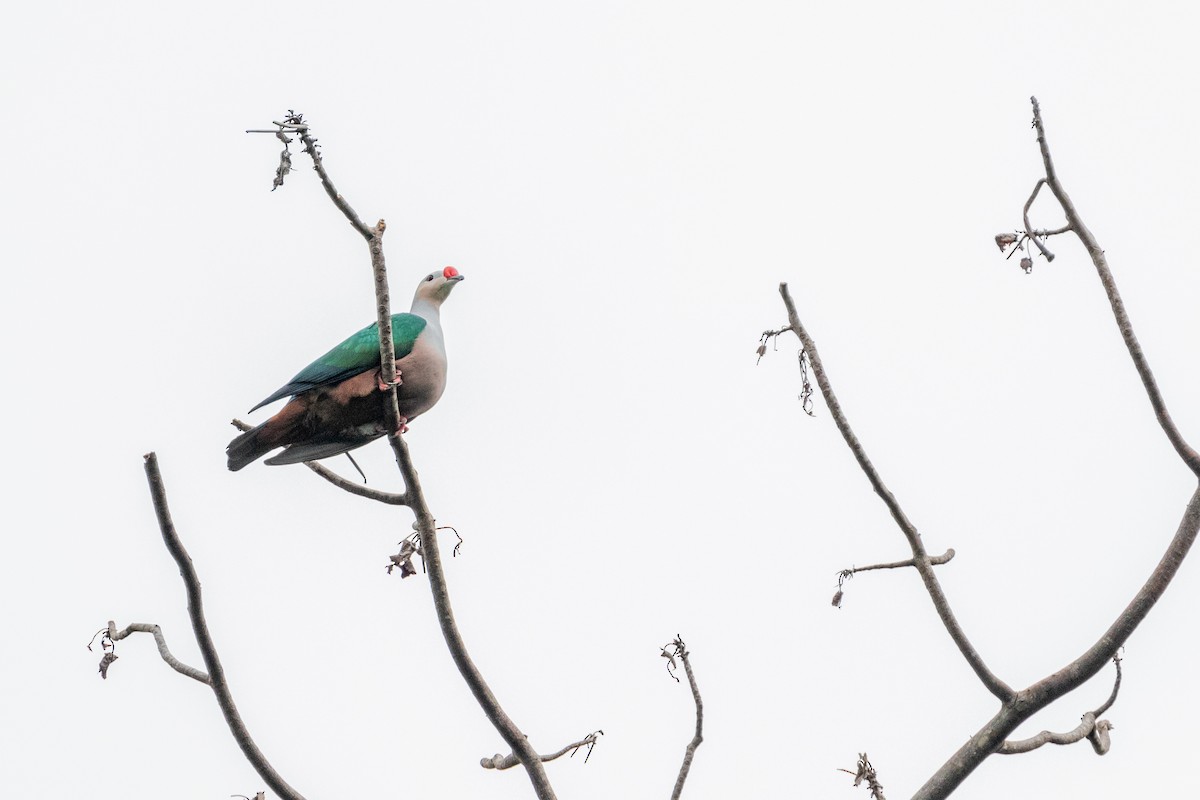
[107,620,209,684]
[1030,96,1200,476]
[480,731,603,770]
[996,713,1099,755]
[777,284,1014,702]
[1091,655,1123,717]
[143,453,307,800]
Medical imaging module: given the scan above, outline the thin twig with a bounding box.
[833,549,955,607]
[777,284,1014,702]
[293,123,374,241]
[106,621,209,684]
[844,548,956,575]
[231,419,408,505]
[1091,654,1123,717]
[665,636,703,800]
[1029,96,1200,476]
[143,453,307,800]
[480,731,604,770]
[1022,179,1058,262]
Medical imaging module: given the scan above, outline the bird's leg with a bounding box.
[376,366,403,392]
[393,417,409,436]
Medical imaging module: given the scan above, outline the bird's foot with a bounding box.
[390,417,410,437]
[376,368,403,392]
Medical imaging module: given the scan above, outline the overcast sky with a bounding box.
[5,2,1200,798]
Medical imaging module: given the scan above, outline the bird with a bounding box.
[226,266,464,471]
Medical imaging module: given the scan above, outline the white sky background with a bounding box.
[4,1,1200,798]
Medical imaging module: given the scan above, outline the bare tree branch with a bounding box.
[231,419,408,506]
[773,100,1200,799]
[143,452,307,800]
[777,284,1014,702]
[291,120,559,800]
[662,636,703,800]
[106,620,209,684]
[480,731,604,770]
[912,477,1200,796]
[1028,96,1200,477]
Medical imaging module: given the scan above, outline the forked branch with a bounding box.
[997,657,1121,755]
[776,284,1013,702]
[1028,96,1200,476]
[909,97,1200,800]
[143,453,307,800]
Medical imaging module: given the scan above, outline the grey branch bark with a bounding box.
[294,121,558,800]
[666,637,703,800]
[143,453,307,800]
[777,284,1014,703]
[107,620,209,683]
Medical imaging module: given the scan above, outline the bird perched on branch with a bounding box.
[227,266,464,470]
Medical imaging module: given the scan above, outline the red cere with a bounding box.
[443,266,460,279]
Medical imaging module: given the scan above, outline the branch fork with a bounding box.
[763,98,1200,799]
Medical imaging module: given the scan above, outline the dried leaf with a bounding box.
[98,652,118,679]
[995,232,1019,251]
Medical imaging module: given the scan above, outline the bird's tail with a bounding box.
[227,420,280,471]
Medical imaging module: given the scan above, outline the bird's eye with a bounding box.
[424,274,435,282]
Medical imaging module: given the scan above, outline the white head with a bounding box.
[412,266,465,309]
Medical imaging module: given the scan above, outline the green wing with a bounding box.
[250,313,428,411]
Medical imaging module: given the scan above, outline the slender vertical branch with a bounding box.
[1030,96,1200,476]
[143,453,307,800]
[777,283,1014,702]
[669,639,704,800]
[289,123,558,799]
